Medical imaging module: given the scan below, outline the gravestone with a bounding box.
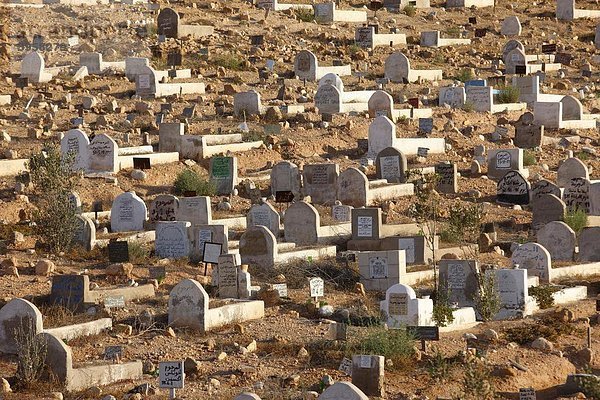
[210,156,237,195]
[155,221,191,259]
[247,202,280,237]
[319,382,368,400]
[381,235,437,265]
[375,147,407,183]
[149,194,179,225]
[158,123,184,153]
[332,202,353,222]
[74,215,96,251]
[384,52,410,83]
[491,268,527,319]
[217,254,241,298]
[368,91,394,119]
[352,208,382,240]
[439,260,478,307]
[501,16,522,36]
[239,225,278,268]
[319,73,344,91]
[157,8,180,38]
[338,168,369,208]
[439,86,466,108]
[284,201,320,245]
[235,393,262,400]
[497,170,530,205]
[505,48,527,75]
[502,40,525,62]
[351,355,384,397]
[177,196,212,225]
[381,283,433,327]
[136,66,158,97]
[590,182,600,216]
[294,50,317,81]
[435,163,458,194]
[368,116,396,156]
[514,112,544,149]
[50,274,91,308]
[0,298,43,354]
[89,134,118,173]
[193,224,228,262]
[511,242,552,282]
[466,86,492,112]
[531,179,561,205]
[537,221,576,261]
[302,163,339,205]
[579,227,600,262]
[21,51,46,83]
[315,84,342,114]
[487,148,524,180]
[557,158,589,187]
[532,194,566,227]
[110,192,147,232]
[234,90,262,117]
[168,279,208,330]
[60,129,90,171]
[359,250,407,291]
[355,26,374,48]
[561,96,583,121]
[270,161,301,197]
[563,177,590,213]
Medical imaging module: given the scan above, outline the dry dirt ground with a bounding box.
[2,0,600,398]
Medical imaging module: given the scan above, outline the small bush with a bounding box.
[462,101,475,112]
[403,4,416,16]
[446,26,460,37]
[146,23,157,36]
[213,54,245,70]
[504,315,574,344]
[565,207,588,233]
[496,85,520,104]
[523,150,536,166]
[173,169,216,196]
[474,272,501,322]
[427,349,451,381]
[14,317,47,388]
[348,44,362,57]
[433,287,455,327]
[351,325,415,366]
[128,240,150,264]
[574,374,600,398]
[528,285,557,309]
[461,356,495,400]
[294,8,314,22]
[455,69,474,83]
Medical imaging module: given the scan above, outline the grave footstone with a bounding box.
[0,298,43,354]
[359,250,407,291]
[491,268,527,319]
[563,177,590,213]
[531,179,561,206]
[60,129,90,171]
[352,208,382,240]
[176,196,212,225]
[318,382,368,400]
[302,163,339,205]
[435,162,458,194]
[50,274,90,308]
[239,226,278,268]
[501,16,522,37]
[338,168,369,208]
[381,283,433,327]
[270,161,301,198]
[579,227,600,262]
[157,8,180,38]
[532,194,566,227]
[89,133,118,173]
[74,215,96,251]
[217,254,241,298]
[351,355,384,397]
[514,112,544,149]
[487,148,524,180]
[247,202,280,237]
[557,158,589,188]
[149,194,179,226]
[368,116,396,156]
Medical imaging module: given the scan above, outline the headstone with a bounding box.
[159,360,185,388]
[466,85,492,112]
[210,156,237,195]
[375,147,407,183]
[579,227,600,262]
[381,283,433,327]
[532,194,566,227]
[234,90,262,117]
[0,298,43,354]
[168,279,208,330]
[487,148,524,180]
[439,260,478,307]
[309,277,325,298]
[561,95,583,121]
[531,179,561,205]
[319,382,368,400]
[368,116,396,156]
[284,201,319,245]
[158,123,184,153]
[239,225,278,268]
[149,194,179,225]
[193,224,228,261]
[367,91,394,119]
[50,274,90,308]
[502,40,525,63]
[302,163,339,205]
[557,158,589,187]
[73,215,96,251]
[20,51,46,83]
[384,52,410,83]
[435,163,458,194]
[157,8,180,38]
[505,48,527,75]
[136,66,158,97]
[501,16,522,36]
[352,208,382,240]
[176,196,212,225]
[563,177,590,213]
[89,133,118,173]
[155,221,191,259]
[439,86,466,108]
[247,202,280,237]
[332,203,354,222]
[270,161,300,197]
[294,50,318,81]
[537,221,576,261]
[60,129,90,171]
[358,250,407,291]
[217,254,241,298]
[110,192,148,232]
[337,168,369,208]
[314,84,342,114]
[355,26,374,48]
[497,170,530,205]
[491,268,527,319]
[514,112,544,149]
[511,242,552,282]
[381,235,437,265]
[351,355,384,397]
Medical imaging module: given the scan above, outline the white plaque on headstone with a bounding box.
[357,216,373,237]
[309,277,324,298]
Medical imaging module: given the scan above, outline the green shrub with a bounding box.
[427,349,451,381]
[403,4,416,16]
[294,8,314,22]
[565,207,588,234]
[462,101,475,112]
[445,26,460,37]
[474,272,500,322]
[528,285,557,309]
[213,54,245,70]
[174,169,216,196]
[128,241,150,264]
[461,356,495,400]
[433,287,455,327]
[348,44,361,57]
[523,150,536,166]
[351,325,415,366]
[455,69,474,83]
[496,85,520,104]
[504,315,574,345]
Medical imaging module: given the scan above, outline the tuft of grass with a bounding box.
[403,4,416,16]
[348,325,415,367]
[213,53,245,71]
[462,101,475,112]
[446,26,460,37]
[523,150,536,166]
[294,8,314,22]
[427,349,451,381]
[174,169,216,196]
[564,207,588,233]
[128,240,150,264]
[504,315,573,345]
[496,85,520,104]
[455,69,474,83]
[348,44,362,57]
